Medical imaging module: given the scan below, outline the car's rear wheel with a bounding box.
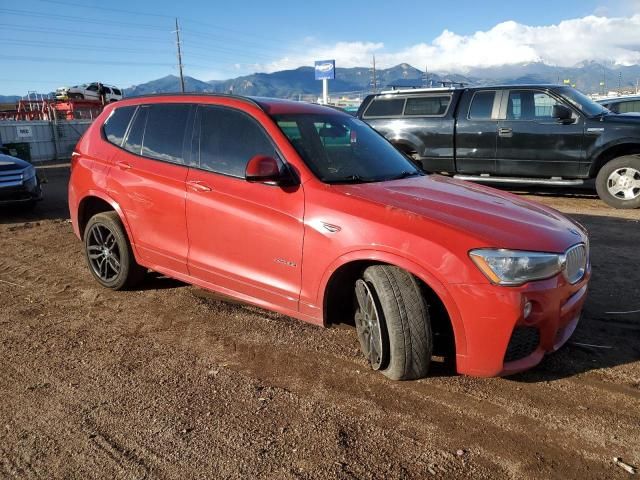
[596,155,640,209]
[84,212,146,290]
[354,265,432,380]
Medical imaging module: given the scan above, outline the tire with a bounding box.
[354,265,432,380]
[83,212,146,290]
[595,155,640,209]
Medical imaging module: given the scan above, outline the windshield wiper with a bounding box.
[328,174,378,184]
[385,170,423,181]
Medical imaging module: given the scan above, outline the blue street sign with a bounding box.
[315,60,336,80]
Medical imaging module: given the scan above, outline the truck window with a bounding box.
[404,96,451,116]
[363,98,405,117]
[506,90,561,120]
[468,91,496,120]
[618,100,640,113]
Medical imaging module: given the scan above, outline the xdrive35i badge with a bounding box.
[274,258,297,267]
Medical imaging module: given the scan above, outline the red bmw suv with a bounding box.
[69,94,590,379]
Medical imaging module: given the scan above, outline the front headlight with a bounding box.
[22,165,36,181]
[469,249,563,286]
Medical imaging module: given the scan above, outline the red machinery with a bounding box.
[0,97,105,121]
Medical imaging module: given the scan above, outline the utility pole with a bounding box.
[175,18,185,93]
[423,64,430,87]
[370,55,377,93]
[618,72,622,94]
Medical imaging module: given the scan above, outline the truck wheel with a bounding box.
[354,265,432,380]
[84,212,146,290]
[596,155,640,209]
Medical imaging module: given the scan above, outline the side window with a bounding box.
[103,87,112,95]
[468,91,496,120]
[124,107,148,155]
[618,101,640,113]
[363,98,405,117]
[87,84,99,92]
[198,106,278,177]
[506,90,561,120]
[103,106,135,146]
[112,88,122,96]
[141,104,192,164]
[404,96,451,116]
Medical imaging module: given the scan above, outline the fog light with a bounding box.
[523,301,533,319]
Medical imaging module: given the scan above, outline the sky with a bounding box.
[1,0,640,95]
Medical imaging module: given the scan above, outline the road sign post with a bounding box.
[315,60,335,105]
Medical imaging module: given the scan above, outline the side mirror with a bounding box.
[553,104,573,122]
[245,155,283,183]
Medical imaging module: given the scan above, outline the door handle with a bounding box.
[187,180,212,192]
[115,160,132,170]
[498,127,513,137]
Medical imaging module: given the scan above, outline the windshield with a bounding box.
[558,86,610,117]
[274,113,422,184]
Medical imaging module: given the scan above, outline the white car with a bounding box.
[55,83,123,102]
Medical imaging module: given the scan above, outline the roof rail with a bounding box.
[121,92,264,110]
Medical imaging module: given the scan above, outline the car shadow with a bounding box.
[134,271,187,291]
[508,212,640,383]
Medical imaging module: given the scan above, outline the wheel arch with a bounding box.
[76,191,141,262]
[589,142,640,178]
[320,251,467,358]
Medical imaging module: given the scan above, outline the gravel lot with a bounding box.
[1,165,639,479]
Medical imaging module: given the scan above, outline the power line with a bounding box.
[0,24,172,43]
[0,54,175,67]
[30,0,290,45]
[0,7,170,31]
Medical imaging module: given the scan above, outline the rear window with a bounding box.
[468,91,496,120]
[404,96,451,116]
[363,98,405,117]
[618,100,640,113]
[103,106,135,146]
[112,88,122,96]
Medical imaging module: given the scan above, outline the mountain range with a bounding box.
[3,62,640,101]
[123,62,640,99]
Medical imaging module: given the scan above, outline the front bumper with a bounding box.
[0,174,42,205]
[450,269,590,377]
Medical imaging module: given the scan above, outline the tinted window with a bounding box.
[506,90,560,120]
[198,106,278,177]
[404,96,451,116]
[87,84,98,92]
[124,107,147,155]
[103,106,135,146]
[468,91,495,120]
[141,104,192,164]
[364,98,405,117]
[112,88,122,96]
[275,113,422,184]
[618,100,640,113]
[103,87,112,94]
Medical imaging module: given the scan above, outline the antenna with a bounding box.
[175,18,185,93]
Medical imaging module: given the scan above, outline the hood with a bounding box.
[334,175,586,253]
[0,153,30,172]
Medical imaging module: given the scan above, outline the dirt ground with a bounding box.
[1,165,639,479]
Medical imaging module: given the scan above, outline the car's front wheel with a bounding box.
[84,212,146,289]
[354,265,432,380]
[596,155,640,209]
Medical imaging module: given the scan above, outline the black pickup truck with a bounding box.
[357,85,640,209]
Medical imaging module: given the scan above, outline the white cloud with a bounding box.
[257,14,640,73]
